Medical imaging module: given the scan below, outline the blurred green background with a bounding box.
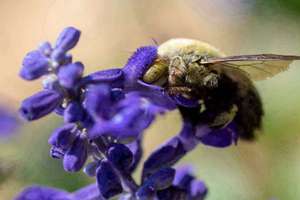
[1,0,300,199]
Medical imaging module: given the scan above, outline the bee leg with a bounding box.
[168,86,192,97]
[209,104,238,128]
[203,73,219,88]
[168,56,187,86]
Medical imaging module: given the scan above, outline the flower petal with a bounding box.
[48,123,78,150]
[142,137,186,180]
[63,135,88,172]
[20,50,49,80]
[107,143,133,172]
[58,62,84,88]
[55,27,81,52]
[80,68,124,88]
[64,101,85,123]
[96,160,123,199]
[15,186,70,200]
[19,90,63,121]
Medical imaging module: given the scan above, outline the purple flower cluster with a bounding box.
[16,27,239,200]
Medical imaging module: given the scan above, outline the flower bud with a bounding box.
[20,50,49,80]
[19,90,63,121]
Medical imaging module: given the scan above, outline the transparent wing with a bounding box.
[202,54,300,80]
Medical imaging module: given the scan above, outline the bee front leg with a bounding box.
[168,56,187,86]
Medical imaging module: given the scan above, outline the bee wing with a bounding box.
[202,54,300,80]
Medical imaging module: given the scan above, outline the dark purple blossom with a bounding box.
[19,90,63,121]
[96,160,123,198]
[57,62,84,89]
[63,134,88,172]
[20,50,49,80]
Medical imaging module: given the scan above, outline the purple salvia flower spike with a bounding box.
[55,27,81,52]
[63,134,88,172]
[58,62,84,89]
[96,160,123,199]
[20,50,50,80]
[19,90,63,121]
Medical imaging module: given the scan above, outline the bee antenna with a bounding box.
[150,38,159,46]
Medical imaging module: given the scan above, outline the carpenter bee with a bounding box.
[142,39,300,140]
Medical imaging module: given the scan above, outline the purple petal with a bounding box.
[173,165,195,190]
[55,27,81,52]
[136,185,155,200]
[50,146,65,159]
[48,123,78,150]
[58,62,84,88]
[178,121,199,151]
[63,135,88,172]
[189,180,208,200]
[96,160,123,199]
[38,42,52,56]
[19,90,63,121]
[80,68,124,88]
[171,94,199,108]
[142,137,186,180]
[83,161,99,177]
[197,122,238,148]
[84,85,113,120]
[64,101,85,123]
[14,186,70,200]
[143,167,175,190]
[156,186,187,200]
[128,80,176,111]
[107,143,133,172]
[122,46,157,87]
[71,183,104,200]
[126,138,143,172]
[20,50,49,80]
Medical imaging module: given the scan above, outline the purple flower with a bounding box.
[55,27,81,52]
[19,90,63,121]
[107,143,133,172]
[57,62,84,89]
[14,186,71,200]
[48,123,78,150]
[20,50,50,80]
[63,134,88,172]
[96,160,123,199]
[15,184,103,200]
